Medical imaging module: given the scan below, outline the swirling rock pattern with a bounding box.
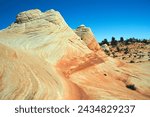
[0,44,87,100]
[0,9,150,100]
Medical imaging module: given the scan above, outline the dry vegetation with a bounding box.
[100,38,150,63]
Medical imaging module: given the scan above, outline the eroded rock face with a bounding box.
[16,9,42,23]
[5,9,68,34]
[0,9,150,100]
[15,9,66,25]
[0,9,92,64]
[75,25,101,51]
[0,43,87,100]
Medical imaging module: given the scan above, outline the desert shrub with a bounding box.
[111,37,117,46]
[122,57,126,60]
[113,54,118,58]
[124,47,129,54]
[124,51,128,54]
[120,37,124,42]
[104,74,107,76]
[116,46,120,52]
[142,39,148,44]
[130,60,135,63]
[126,84,136,90]
[104,50,110,56]
[129,54,132,57]
[101,39,109,45]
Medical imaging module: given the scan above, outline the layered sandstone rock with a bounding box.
[0,9,150,100]
[0,9,91,64]
[75,24,100,51]
[0,43,87,99]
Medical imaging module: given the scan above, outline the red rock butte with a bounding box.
[0,9,150,99]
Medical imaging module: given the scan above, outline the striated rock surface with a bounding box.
[0,9,91,64]
[0,9,150,100]
[0,43,87,99]
[75,25,101,51]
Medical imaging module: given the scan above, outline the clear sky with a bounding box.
[0,0,150,41]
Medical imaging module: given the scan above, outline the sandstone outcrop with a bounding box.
[0,9,91,64]
[0,43,87,99]
[0,9,150,100]
[75,25,101,51]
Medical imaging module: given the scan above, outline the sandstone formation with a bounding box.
[0,9,91,65]
[0,43,88,99]
[75,25,101,51]
[0,9,150,100]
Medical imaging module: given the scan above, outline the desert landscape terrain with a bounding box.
[0,9,150,100]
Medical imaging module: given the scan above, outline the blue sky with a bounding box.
[0,0,150,41]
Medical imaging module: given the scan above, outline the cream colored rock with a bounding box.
[75,25,101,51]
[0,9,92,64]
[6,9,68,34]
[101,44,110,52]
[16,9,42,23]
